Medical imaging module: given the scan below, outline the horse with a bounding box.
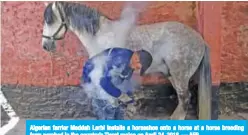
[41,1,212,120]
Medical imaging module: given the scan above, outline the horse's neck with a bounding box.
[68,26,102,58]
[68,17,122,58]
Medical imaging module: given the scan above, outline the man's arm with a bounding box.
[100,76,133,103]
[99,76,122,98]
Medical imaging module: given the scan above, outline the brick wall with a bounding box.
[197,2,248,83]
[220,2,248,82]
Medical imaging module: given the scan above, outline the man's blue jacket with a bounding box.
[82,48,134,98]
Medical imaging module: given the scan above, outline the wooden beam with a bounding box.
[196,1,222,120]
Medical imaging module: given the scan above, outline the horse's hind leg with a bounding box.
[168,76,191,120]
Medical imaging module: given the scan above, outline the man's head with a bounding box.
[130,49,153,76]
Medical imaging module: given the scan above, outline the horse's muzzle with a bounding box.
[42,40,56,52]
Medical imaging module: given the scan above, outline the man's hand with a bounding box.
[133,91,145,100]
[118,93,133,103]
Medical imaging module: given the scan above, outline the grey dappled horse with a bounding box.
[41,1,212,120]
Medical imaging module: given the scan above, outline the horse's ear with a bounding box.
[51,1,60,15]
[52,2,56,11]
[44,2,49,7]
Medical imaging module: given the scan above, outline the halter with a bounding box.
[42,4,68,41]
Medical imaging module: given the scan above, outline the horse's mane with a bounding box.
[44,1,111,35]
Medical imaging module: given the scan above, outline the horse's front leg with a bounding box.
[169,77,191,120]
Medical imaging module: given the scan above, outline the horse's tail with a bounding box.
[198,44,213,119]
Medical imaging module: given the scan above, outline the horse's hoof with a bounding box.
[169,115,178,120]
[170,112,186,120]
[170,115,185,120]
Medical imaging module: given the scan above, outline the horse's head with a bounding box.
[42,2,68,52]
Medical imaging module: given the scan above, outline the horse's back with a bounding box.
[152,21,205,61]
[129,21,207,80]
[129,21,205,49]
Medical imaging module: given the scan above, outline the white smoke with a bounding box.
[79,2,149,106]
[111,1,149,49]
[86,55,117,105]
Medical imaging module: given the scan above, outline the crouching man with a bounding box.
[81,47,152,120]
